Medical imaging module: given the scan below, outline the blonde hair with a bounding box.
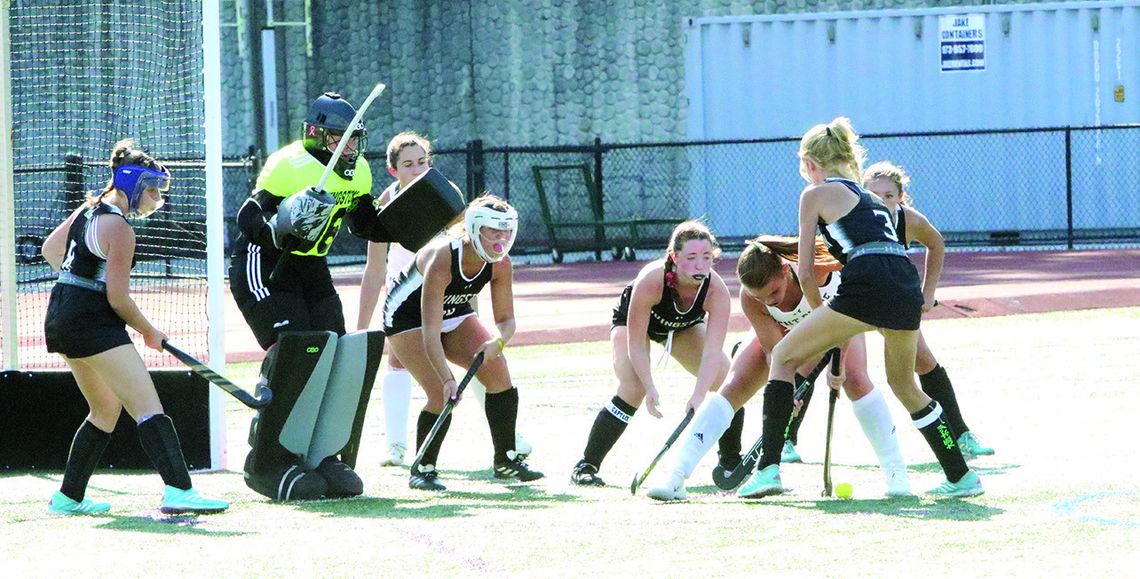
[736,235,837,290]
[863,160,914,206]
[386,131,432,171]
[89,138,165,206]
[798,117,865,182]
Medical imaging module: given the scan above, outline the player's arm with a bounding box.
[903,206,944,311]
[688,272,731,412]
[357,241,389,330]
[626,264,664,417]
[481,255,516,362]
[235,189,286,248]
[797,185,826,309]
[418,244,457,397]
[346,193,398,242]
[99,217,165,351]
[42,205,85,271]
[741,290,785,357]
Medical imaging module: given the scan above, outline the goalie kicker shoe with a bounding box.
[570,460,606,486]
[493,451,544,482]
[409,464,447,492]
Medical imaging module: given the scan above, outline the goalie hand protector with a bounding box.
[276,187,337,244]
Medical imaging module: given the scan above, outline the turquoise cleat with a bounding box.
[737,464,784,499]
[49,491,110,515]
[928,469,984,498]
[781,440,802,463]
[956,432,995,460]
[161,486,229,514]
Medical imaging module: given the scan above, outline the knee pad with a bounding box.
[245,331,338,477]
[305,330,385,469]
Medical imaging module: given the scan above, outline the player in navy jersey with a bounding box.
[570,221,732,487]
[863,161,993,459]
[382,194,543,491]
[647,235,912,500]
[737,118,982,498]
[40,139,228,515]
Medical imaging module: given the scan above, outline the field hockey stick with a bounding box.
[711,348,840,490]
[629,407,695,495]
[821,350,843,497]
[270,82,387,283]
[162,341,272,409]
[408,351,485,475]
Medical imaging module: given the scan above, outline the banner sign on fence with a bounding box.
[939,13,986,73]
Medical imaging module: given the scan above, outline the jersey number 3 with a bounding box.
[872,209,900,243]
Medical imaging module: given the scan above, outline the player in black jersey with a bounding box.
[40,139,228,515]
[738,118,982,499]
[570,221,732,487]
[864,160,994,460]
[383,195,543,491]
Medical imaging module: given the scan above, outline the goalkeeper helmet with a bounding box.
[301,92,367,179]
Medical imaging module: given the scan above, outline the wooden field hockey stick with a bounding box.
[408,352,485,475]
[821,350,843,497]
[630,407,696,495]
[162,341,272,409]
[269,82,387,283]
[711,348,840,490]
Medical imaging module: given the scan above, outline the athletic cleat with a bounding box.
[48,491,110,515]
[514,433,534,461]
[160,486,229,514]
[380,442,407,467]
[646,474,688,501]
[570,461,606,486]
[781,440,802,463]
[409,465,447,491]
[928,469,984,498]
[885,468,915,498]
[493,450,544,482]
[956,432,994,460]
[718,451,743,472]
[737,464,784,499]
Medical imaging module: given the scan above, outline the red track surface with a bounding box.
[223,249,1140,363]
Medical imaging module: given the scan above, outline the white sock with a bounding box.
[851,387,907,476]
[382,367,413,448]
[468,377,487,408]
[668,393,735,481]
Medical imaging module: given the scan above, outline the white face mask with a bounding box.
[464,205,519,263]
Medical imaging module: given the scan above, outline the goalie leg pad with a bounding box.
[244,331,338,477]
[304,330,385,470]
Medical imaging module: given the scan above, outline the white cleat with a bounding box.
[646,474,688,502]
[885,467,915,497]
[380,442,406,467]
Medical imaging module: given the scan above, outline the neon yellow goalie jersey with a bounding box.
[257,140,374,257]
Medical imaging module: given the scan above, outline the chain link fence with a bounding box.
[231,124,1139,266]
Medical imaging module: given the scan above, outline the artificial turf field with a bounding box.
[3,307,1138,577]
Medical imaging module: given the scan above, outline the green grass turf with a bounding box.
[3,308,1139,576]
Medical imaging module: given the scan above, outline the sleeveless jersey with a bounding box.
[613,268,711,341]
[895,206,910,248]
[765,269,842,330]
[817,178,901,263]
[255,140,374,257]
[383,238,492,334]
[59,201,129,283]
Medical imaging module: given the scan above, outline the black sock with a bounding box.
[920,365,969,439]
[911,401,968,482]
[484,388,519,463]
[137,414,192,491]
[785,373,815,445]
[717,407,745,461]
[758,380,794,471]
[415,410,452,470]
[582,396,637,469]
[60,420,111,502]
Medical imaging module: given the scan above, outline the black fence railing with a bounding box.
[231,124,1140,265]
